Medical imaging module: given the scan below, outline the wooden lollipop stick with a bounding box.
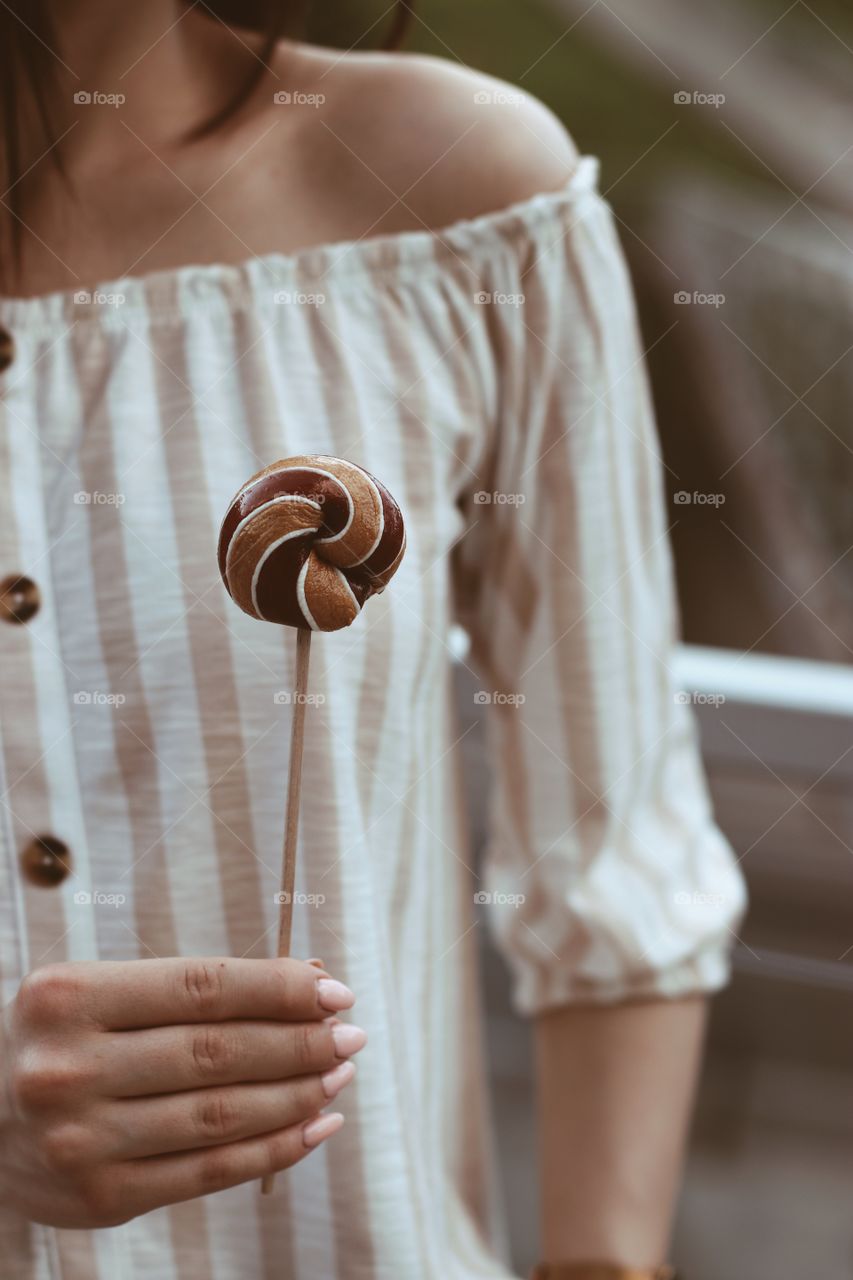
[262,625,312,1196]
[274,625,312,958]
[219,456,407,1198]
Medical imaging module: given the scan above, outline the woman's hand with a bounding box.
[0,956,363,1228]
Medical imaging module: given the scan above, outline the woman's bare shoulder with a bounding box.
[268,44,579,234]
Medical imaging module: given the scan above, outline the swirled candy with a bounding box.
[218,455,406,631]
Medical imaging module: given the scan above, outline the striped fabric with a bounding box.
[0,157,746,1280]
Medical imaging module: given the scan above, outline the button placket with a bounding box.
[0,356,95,963]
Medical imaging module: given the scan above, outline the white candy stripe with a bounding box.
[373,530,407,588]
[335,567,362,618]
[349,472,385,566]
[295,557,362,630]
[250,527,316,620]
[265,466,356,548]
[225,494,323,587]
[296,557,319,630]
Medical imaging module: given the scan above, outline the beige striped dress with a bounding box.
[0,157,746,1280]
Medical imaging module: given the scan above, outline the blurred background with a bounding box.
[320,3,853,1277]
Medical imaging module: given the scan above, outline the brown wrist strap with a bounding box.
[530,1266,677,1280]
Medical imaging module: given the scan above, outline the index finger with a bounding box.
[72,957,353,1030]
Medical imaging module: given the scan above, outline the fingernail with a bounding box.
[307,958,326,970]
[321,1059,356,1099]
[332,1023,367,1058]
[317,978,356,1012]
[303,1111,344,1149]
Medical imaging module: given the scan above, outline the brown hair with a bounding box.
[0,1,415,283]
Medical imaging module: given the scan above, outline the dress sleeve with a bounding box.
[453,164,747,1016]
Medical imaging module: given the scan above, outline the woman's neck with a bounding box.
[45,2,256,166]
[55,1,188,84]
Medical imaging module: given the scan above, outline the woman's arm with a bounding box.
[432,66,745,1275]
[535,997,706,1269]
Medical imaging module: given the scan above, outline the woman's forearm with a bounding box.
[534,995,707,1268]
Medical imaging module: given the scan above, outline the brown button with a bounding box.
[0,325,13,374]
[20,835,72,888]
[0,575,41,625]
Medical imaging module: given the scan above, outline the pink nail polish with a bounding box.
[321,1059,356,1099]
[317,978,356,1012]
[332,1023,367,1058]
[303,1112,344,1149]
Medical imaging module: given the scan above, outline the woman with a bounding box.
[0,3,746,1278]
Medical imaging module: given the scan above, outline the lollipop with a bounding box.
[218,455,406,1192]
[218,455,406,632]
